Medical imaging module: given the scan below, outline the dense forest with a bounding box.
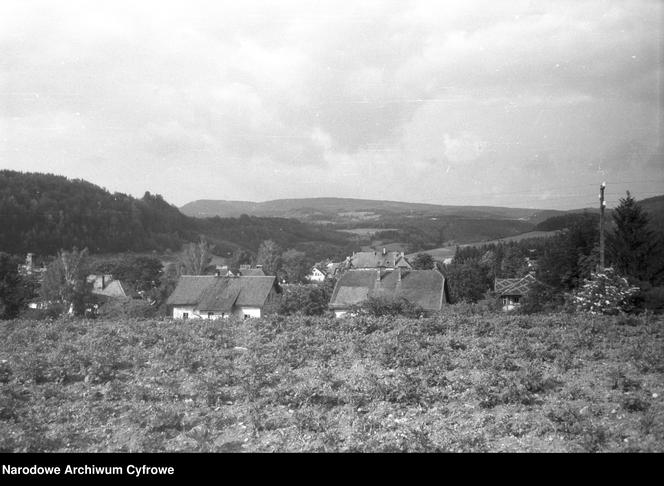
[0,171,355,260]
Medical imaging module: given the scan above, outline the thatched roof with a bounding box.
[350,251,411,269]
[166,275,277,311]
[329,268,448,312]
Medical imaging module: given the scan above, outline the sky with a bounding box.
[1,0,662,210]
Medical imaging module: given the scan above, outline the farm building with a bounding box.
[307,266,327,282]
[166,275,280,320]
[87,274,139,299]
[494,274,539,311]
[329,267,450,317]
[349,249,412,270]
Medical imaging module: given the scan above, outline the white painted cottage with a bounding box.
[166,275,280,320]
[307,266,327,282]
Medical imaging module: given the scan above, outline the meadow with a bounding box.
[0,309,662,452]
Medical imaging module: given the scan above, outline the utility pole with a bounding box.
[599,182,606,272]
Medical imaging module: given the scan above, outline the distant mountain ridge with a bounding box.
[3,170,660,260]
[180,197,565,224]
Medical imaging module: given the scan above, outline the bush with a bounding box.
[278,284,333,316]
[97,299,157,319]
[571,268,640,315]
[19,303,68,320]
[637,286,664,314]
[519,282,565,314]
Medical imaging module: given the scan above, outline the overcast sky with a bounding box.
[1,0,662,210]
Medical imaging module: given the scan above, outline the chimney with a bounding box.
[26,253,34,270]
[382,247,386,256]
[397,267,401,282]
[376,268,381,282]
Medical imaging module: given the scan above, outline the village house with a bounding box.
[307,266,327,282]
[349,248,412,270]
[494,274,539,311]
[86,274,140,299]
[166,274,280,320]
[328,267,450,318]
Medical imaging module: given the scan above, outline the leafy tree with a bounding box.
[607,191,662,283]
[180,239,213,275]
[0,253,37,318]
[280,249,310,284]
[39,248,93,315]
[229,248,255,272]
[256,240,282,276]
[277,280,335,316]
[443,262,491,303]
[411,253,435,270]
[91,254,163,293]
[149,262,181,311]
[500,246,528,278]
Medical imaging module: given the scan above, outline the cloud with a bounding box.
[0,0,661,209]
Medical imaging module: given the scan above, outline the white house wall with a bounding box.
[233,306,262,319]
[173,306,197,319]
[173,306,263,320]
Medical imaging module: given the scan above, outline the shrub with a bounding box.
[638,286,664,314]
[97,299,157,319]
[519,282,565,314]
[571,268,640,315]
[354,296,424,318]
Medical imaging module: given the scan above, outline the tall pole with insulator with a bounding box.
[599,182,606,272]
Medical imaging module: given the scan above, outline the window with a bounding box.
[182,312,189,319]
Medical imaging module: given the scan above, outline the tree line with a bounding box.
[0,170,355,261]
[434,192,664,313]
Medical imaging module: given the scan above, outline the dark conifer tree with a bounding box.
[607,191,660,283]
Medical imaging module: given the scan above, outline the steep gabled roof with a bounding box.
[350,251,412,269]
[329,268,447,312]
[166,275,277,311]
[166,276,218,306]
[495,274,538,297]
[197,279,240,312]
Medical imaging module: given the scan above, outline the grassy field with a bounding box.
[337,228,399,236]
[408,230,562,260]
[1,310,663,452]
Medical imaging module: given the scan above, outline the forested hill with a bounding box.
[535,195,664,234]
[0,171,354,259]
